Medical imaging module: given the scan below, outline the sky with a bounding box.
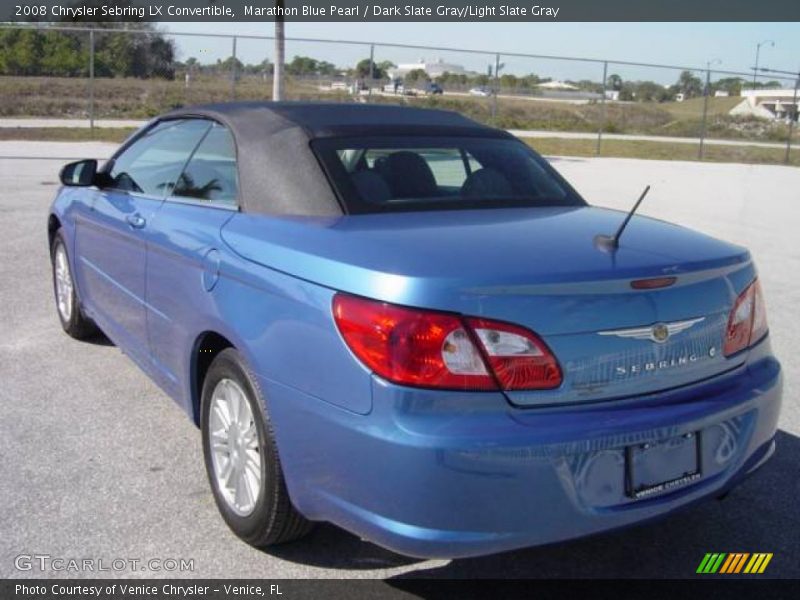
[163,22,800,86]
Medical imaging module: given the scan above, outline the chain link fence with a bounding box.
[0,24,797,165]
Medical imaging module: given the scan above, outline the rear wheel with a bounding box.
[51,230,97,340]
[201,348,313,547]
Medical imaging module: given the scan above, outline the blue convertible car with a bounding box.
[49,103,782,558]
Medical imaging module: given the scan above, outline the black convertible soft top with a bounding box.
[155,102,512,216]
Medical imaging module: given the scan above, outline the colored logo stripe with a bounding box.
[697,553,726,573]
[744,553,773,574]
[697,553,772,574]
[719,553,749,573]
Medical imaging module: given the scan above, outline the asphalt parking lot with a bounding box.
[0,141,797,580]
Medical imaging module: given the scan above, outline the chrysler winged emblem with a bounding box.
[598,317,705,344]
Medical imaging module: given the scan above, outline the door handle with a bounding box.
[126,214,146,229]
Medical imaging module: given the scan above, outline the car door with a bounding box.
[74,119,211,364]
[144,121,240,403]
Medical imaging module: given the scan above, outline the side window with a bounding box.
[107,120,211,196]
[171,123,238,206]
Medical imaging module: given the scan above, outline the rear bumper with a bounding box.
[261,340,782,559]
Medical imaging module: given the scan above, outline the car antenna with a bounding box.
[595,185,651,252]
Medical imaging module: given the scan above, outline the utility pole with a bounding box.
[787,75,799,164]
[368,44,375,101]
[492,54,502,121]
[698,59,721,160]
[752,40,774,89]
[88,29,95,133]
[596,61,608,156]
[272,0,285,101]
[230,36,237,100]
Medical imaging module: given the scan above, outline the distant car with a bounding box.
[419,81,443,95]
[469,86,492,97]
[49,102,782,559]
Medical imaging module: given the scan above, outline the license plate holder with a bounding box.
[626,432,701,499]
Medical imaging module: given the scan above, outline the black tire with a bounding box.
[201,348,313,547]
[50,229,98,340]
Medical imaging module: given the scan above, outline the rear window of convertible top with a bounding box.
[311,136,585,214]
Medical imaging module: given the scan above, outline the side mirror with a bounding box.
[59,159,98,187]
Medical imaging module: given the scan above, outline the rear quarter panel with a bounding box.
[208,251,374,416]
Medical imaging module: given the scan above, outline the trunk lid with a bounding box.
[222,206,754,405]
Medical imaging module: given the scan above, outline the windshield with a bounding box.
[312,136,585,214]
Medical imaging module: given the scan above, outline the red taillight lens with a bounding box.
[332,294,562,392]
[723,279,769,357]
[332,294,496,390]
[466,318,562,390]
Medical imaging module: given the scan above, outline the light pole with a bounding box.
[753,40,775,89]
[698,59,721,160]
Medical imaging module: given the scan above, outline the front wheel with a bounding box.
[201,348,313,547]
[51,230,97,340]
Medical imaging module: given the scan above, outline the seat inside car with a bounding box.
[375,151,439,198]
[350,170,392,203]
[461,167,515,199]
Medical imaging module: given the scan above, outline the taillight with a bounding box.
[751,280,769,343]
[466,318,562,390]
[332,294,562,391]
[723,279,769,357]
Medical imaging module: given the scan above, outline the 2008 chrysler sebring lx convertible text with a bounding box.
[48,103,782,558]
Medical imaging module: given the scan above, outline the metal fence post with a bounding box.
[698,68,711,160]
[596,61,608,156]
[230,36,237,100]
[88,29,95,132]
[492,53,500,121]
[368,43,375,101]
[785,75,799,164]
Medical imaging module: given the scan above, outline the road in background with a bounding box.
[0,143,797,579]
[1,119,790,151]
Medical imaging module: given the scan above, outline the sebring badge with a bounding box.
[613,347,717,377]
[598,317,705,344]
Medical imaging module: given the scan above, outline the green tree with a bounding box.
[634,81,665,102]
[355,58,387,80]
[712,77,744,96]
[0,29,43,75]
[0,22,175,78]
[677,70,703,98]
[499,73,518,90]
[218,56,245,78]
[286,55,318,76]
[607,74,623,91]
[316,61,337,76]
[404,68,429,84]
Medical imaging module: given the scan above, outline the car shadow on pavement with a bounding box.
[83,330,115,346]
[268,524,424,570]
[273,430,799,577]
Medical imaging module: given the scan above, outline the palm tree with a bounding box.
[607,74,623,91]
[273,0,285,100]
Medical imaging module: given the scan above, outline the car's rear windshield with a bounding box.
[312,136,586,214]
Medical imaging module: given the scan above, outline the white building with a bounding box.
[537,80,580,91]
[730,89,798,121]
[388,58,470,80]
